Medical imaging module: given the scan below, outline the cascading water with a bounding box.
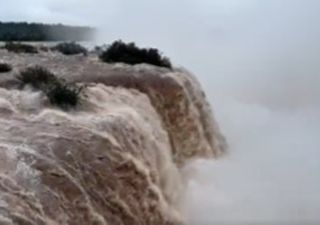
[0,49,226,225]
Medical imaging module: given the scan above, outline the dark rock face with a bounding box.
[0,50,226,225]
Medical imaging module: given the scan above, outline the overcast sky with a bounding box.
[1,0,320,224]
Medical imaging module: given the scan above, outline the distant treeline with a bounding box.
[0,22,95,41]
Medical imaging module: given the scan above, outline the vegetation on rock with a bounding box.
[46,82,83,107]
[4,42,38,54]
[52,42,88,55]
[17,66,84,109]
[17,66,57,89]
[99,40,172,69]
[0,62,12,73]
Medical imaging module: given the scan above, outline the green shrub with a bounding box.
[0,63,12,73]
[17,66,58,89]
[4,42,38,54]
[17,66,84,109]
[46,82,83,108]
[99,40,172,69]
[52,42,87,55]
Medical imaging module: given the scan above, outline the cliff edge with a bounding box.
[0,50,226,225]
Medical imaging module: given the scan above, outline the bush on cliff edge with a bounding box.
[99,40,172,69]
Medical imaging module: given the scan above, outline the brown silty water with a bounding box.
[0,48,226,225]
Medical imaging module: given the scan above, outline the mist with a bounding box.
[1,0,320,224]
[181,1,320,224]
[96,2,320,222]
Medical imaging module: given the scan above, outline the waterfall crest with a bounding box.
[0,50,226,225]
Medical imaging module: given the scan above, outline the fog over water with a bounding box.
[1,0,320,224]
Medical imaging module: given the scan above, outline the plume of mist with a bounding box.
[95,1,320,223]
[180,1,320,224]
